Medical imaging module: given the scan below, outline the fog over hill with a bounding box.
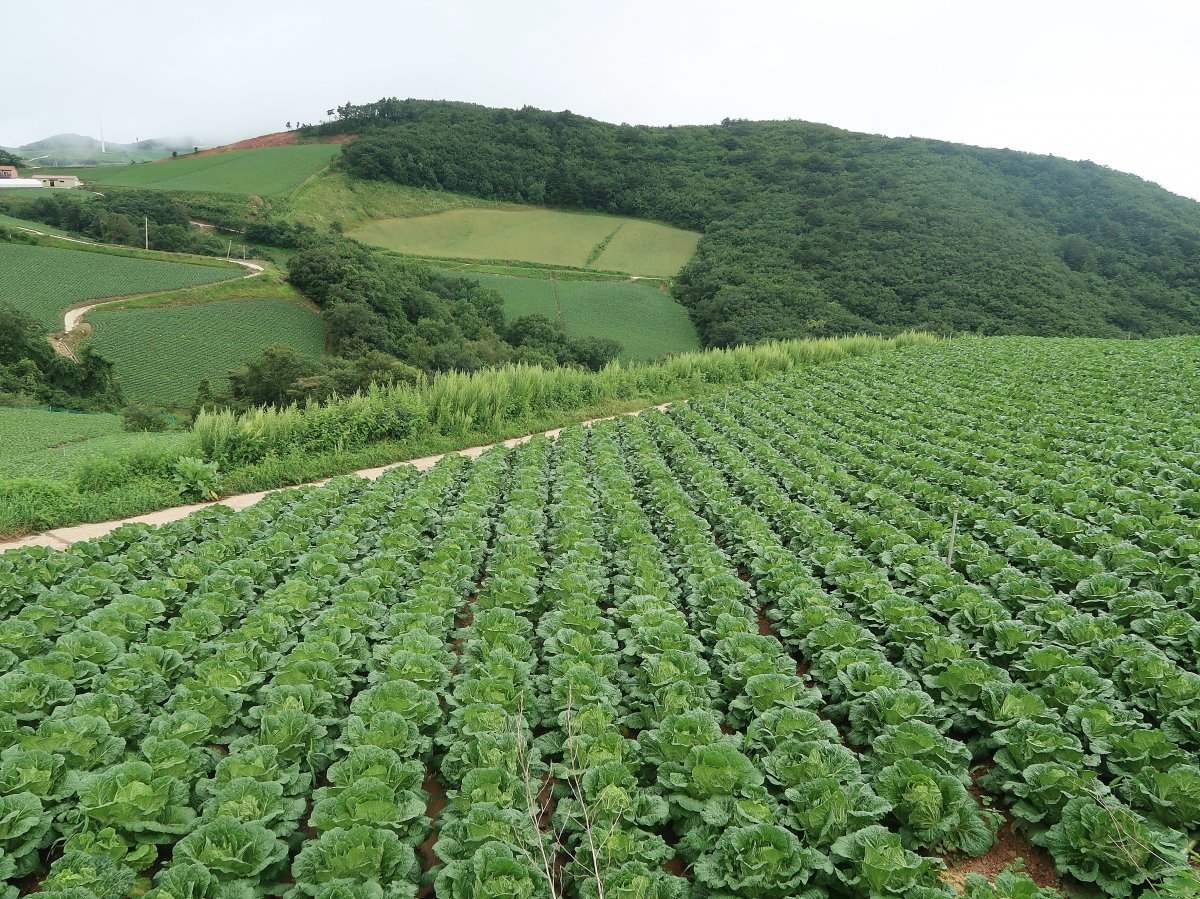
[2,133,211,167]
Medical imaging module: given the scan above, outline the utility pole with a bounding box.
[226,239,232,260]
[144,216,149,250]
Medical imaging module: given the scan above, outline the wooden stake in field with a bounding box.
[946,500,961,566]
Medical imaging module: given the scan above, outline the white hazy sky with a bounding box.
[5,0,1199,200]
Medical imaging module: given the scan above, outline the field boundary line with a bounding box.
[0,402,675,553]
[549,270,564,326]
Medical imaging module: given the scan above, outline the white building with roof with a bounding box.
[31,174,81,189]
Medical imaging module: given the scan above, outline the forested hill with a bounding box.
[306,99,1200,344]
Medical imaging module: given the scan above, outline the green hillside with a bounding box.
[86,297,327,406]
[0,211,73,237]
[0,242,239,330]
[353,207,699,276]
[455,271,700,361]
[311,99,1200,343]
[49,144,340,196]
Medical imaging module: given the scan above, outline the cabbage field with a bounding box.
[0,336,1197,898]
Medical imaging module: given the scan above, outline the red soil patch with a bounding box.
[165,131,352,160]
[416,769,448,896]
[664,855,688,877]
[940,766,1062,892]
[940,814,1062,893]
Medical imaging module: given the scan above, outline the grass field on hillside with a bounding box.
[86,297,327,406]
[0,407,186,480]
[353,207,700,276]
[285,171,499,229]
[456,271,700,360]
[46,145,341,196]
[0,211,74,237]
[0,242,240,330]
[557,279,701,359]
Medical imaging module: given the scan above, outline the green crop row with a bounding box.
[86,298,326,407]
[3,333,1198,896]
[0,243,238,330]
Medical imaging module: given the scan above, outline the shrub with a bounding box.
[122,404,168,432]
[172,457,219,501]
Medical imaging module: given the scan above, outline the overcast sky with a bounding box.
[6,0,1199,200]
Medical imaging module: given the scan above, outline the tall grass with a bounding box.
[1,331,935,538]
[195,332,937,464]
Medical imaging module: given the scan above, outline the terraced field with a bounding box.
[353,207,700,276]
[86,297,326,406]
[457,272,700,361]
[0,243,239,330]
[1,338,1198,897]
[45,144,341,196]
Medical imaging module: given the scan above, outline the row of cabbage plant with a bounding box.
[823,340,1199,522]
[658,400,1192,897]
[430,440,563,897]
[790,377,1200,630]
[600,417,964,898]
[0,474,409,898]
[536,426,688,898]
[143,463,457,898]
[728,389,1200,824]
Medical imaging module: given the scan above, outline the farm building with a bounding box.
[31,174,81,189]
[0,166,19,179]
[0,177,43,190]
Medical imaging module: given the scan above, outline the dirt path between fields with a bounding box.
[0,403,675,553]
[39,246,265,360]
[58,258,264,331]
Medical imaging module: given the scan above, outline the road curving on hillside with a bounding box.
[38,248,266,360]
[0,403,674,553]
[59,259,264,332]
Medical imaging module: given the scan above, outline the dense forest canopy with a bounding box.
[0,303,121,410]
[0,191,230,256]
[307,99,1200,344]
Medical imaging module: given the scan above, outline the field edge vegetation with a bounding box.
[0,332,933,538]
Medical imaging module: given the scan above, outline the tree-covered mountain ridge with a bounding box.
[305,98,1200,344]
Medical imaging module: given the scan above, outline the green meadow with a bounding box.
[45,144,341,196]
[285,171,500,229]
[352,207,700,276]
[455,272,700,361]
[0,208,75,237]
[0,407,185,481]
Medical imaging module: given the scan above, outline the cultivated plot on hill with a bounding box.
[0,408,186,481]
[286,172,500,229]
[53,144,341,196]
[458,271,700,361]
[86,297,326,406]
[0,337,1196,897]
[0,242,238,330]
[352,207,700,276]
